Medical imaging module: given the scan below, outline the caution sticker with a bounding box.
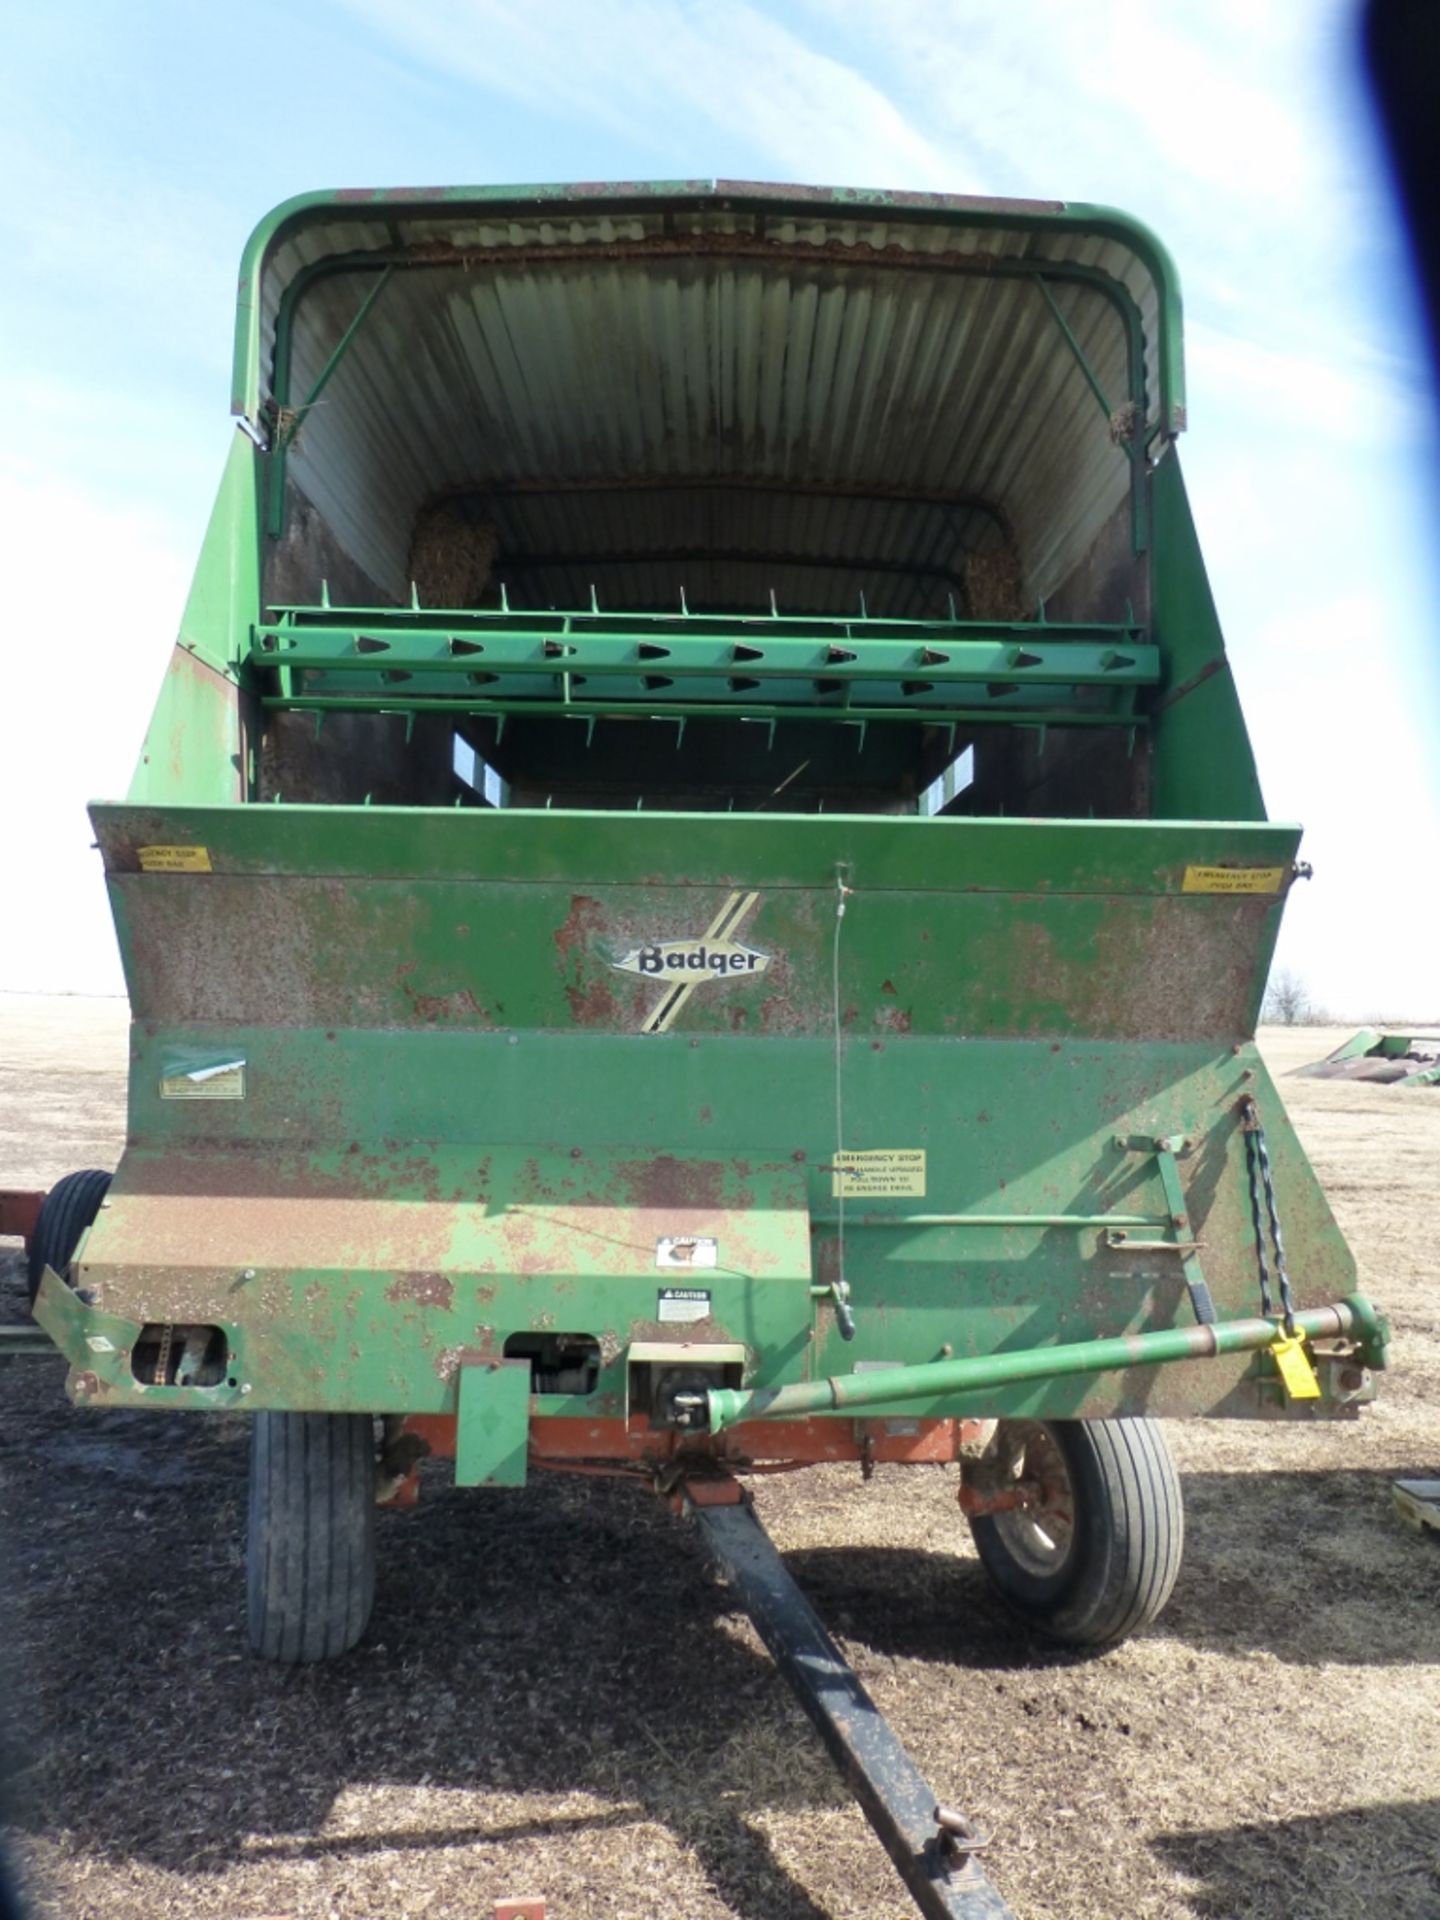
[832,1149,927,1199]
[138,845,213,873]
[1181,865,1285,895]
[656,1236,718,1271]
[658,1287,712,1324]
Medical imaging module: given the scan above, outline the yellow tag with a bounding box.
[1181,864,1285,895]
[1271,1334,1322,1400]
[137,844,212,873]
[832,1150,927,1198]
[160,1062,246,1101]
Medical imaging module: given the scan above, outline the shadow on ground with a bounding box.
[4,1225,1437,1920]
[0,1392,853,1917]
[1152,1800,1440,1920]
[785,1461,1440,1673]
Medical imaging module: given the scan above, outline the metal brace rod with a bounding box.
[1037,277,1114,421]
[1148,1141,1217,1326]
[1035,274,1149,554]
[812,1211,1171,1231]
[262,695,1147,731]
[266,264,395,537]
[259,604,1147,643]
[687,1487,1013,1920]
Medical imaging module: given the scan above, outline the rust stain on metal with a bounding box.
[553,894,606,958]
[404,983,489,1024]
[620,1155,727,1211]
[386,1271,455,1310]
[565,973,620,1025]
[434,1334,499,1380]
[873,1004,912,1034]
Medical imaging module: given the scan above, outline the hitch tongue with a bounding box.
[684,1478,1013,1918]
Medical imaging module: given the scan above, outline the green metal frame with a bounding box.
[250,603,1156,726]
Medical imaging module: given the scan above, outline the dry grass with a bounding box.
[407,505,498,609]
[964,545,1025,621]
[1,1003,1438,1919]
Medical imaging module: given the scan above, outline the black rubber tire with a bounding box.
[969,1416,1184,1647]
[26,1168,112,1306]
[247,1411,377,1663]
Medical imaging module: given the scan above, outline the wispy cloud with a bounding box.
[1187,320,1433,450]
[341,0,973,191]
[783,1,1396,364]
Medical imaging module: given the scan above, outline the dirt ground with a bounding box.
[1,998,1436,1920]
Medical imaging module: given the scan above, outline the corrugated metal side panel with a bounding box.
[269,205,1151,611]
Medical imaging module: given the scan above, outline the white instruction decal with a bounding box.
[832,1149,927,1199]
[658,1287,713,1324]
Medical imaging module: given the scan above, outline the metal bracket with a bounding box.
[1110,1136,1216,1325]
[455,1359,531,1487]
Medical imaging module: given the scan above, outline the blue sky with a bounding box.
[2,0,1437,1014]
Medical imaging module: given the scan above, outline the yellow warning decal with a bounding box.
[1181,864,1285,895]
[138,844,212,873]
[832,1150,927,1199]
[160,1061,246,1101]
[1271,1333,1322,1401]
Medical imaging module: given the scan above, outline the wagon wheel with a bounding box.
[247,1412,378,1663]
[967,1416,1184,1646]
[26,1168,112,1307]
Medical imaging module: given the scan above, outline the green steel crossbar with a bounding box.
[263,603,1144,644]
[251,625,1157,691]
[706,1294,1388,1431]
[810,1212,1171,1230]
[253,606,1155,725]
[263,695,1146,730]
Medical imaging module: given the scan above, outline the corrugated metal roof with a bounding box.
[256,190,1169,615]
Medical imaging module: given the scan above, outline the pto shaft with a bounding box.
[706,1294,1386,1432]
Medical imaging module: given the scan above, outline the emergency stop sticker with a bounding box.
[1181,865,1285,895]
[831,1149,927,1198]
[137,844,212,873]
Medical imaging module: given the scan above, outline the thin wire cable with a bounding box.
[832,875,851,1331]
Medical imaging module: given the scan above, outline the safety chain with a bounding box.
[1239,1097,1296,1336]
